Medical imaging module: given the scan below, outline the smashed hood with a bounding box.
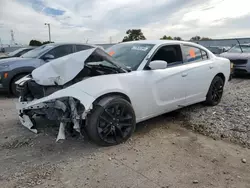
[32,48,96,86]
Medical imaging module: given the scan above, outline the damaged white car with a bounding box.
[15,40,231,146]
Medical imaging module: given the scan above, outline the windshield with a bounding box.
[8,48,27,56]
[227,45,250,53]
[21,45,55,58]
[106,43,155,70]
[85,48,128,72]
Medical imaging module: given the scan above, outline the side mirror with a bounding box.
[43,54,55,61]
[149,60,168,70]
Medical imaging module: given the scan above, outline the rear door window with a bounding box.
[48,45,74,59]
[75,45,93,52]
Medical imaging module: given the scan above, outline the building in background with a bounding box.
[194,37,250,47]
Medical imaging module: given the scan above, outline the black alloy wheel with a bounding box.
[205,76,224,106]
[85,97,136,146]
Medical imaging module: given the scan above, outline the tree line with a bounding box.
[29,39,54,46]
[29,30,212,46]
[122,29,212,42]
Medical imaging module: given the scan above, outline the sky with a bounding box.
[0,0,250,45]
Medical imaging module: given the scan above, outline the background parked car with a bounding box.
[220,44,250,75]
[206,46,230,56]
[0,43,94,96]
[0,47,35,59]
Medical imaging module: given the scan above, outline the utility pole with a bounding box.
[44,23,51,42]
[109,36,112,44]
[10,30,15,45]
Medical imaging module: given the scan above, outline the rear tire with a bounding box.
[205,76,224,106]
[85,97,136,146]
[10,74,27,97]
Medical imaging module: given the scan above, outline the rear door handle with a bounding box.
[182,73,188,77]
[209,65,214,69]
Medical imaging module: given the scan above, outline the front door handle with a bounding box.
[182,73,188,77]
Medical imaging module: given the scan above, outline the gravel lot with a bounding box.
[180,76,250,148]
[0,78,249,188]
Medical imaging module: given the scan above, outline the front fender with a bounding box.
[69,74,130,99]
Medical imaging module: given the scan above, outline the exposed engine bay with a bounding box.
[16,47,128,141]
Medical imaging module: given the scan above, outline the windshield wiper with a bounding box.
[89,63,129,73]
[88,64,120,72]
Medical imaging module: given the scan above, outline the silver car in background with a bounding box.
[220,44,250,75]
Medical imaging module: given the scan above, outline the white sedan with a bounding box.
[16,40,231,146]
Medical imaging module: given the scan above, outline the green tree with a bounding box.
[160,35,173,40]
[173,37,182,41]
[29,40,42,46]
[42,41,54,45]
[190,36,201,41]
[122,29,146,42]
[200,37,212,41]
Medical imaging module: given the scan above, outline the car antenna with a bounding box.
[235,38,243,53]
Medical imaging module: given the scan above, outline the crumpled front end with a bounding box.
[16,77,96,141]
[14,47,127,142]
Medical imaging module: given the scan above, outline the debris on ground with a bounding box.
[242,158,247,163]
[193,180,199,184]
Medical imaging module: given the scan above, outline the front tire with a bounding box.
[205,76,224,106]
[85,97,136,146]
[10,74,27,97]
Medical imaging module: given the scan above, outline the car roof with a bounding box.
[121,40,204,46]
[45,43,95,47]
[120,40,211,52]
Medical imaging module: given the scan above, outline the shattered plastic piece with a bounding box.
[56,122,66,142]
[54,100,67,112]
[69,97,81,133]
[19,115,37,134]
[73,120,80,133]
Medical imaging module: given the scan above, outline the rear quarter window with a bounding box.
[183,46,208,63]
